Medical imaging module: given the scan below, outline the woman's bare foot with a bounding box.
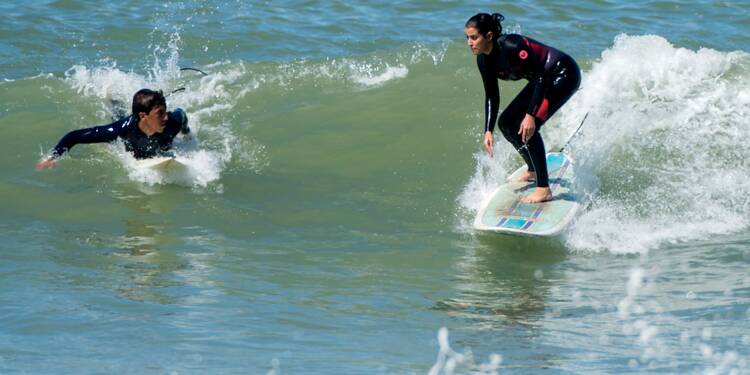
[521,187,552,203]
[515,170,536,182]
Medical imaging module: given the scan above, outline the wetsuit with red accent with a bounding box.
[477,33,580,188]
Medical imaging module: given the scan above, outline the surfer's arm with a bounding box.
[170,108,190,135]
[37,123,120,170]
[527,73,548,119]
[47,121,123,160]
[478,56,500,133]
[524,47,550,119]
[522,69,544,143]
[507,37,549,143]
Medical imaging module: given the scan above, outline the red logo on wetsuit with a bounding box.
[519,50,528,59]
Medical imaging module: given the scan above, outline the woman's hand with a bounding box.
[483,131,494,157]
[518,114,536,144]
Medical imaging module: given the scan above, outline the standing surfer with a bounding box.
[466,13,581,203]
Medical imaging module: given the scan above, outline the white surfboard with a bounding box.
[474,152,581,237]
[135,156,189,171]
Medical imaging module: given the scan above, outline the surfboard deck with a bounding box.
[135,156,189,171]
[474,152,581,237]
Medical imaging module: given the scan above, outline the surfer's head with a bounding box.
[465,13,504,55]
[133,89,168,135]
[132,89,166,116]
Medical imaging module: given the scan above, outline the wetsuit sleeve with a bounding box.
[477,55,500,133]
[527,69,549,119]
[50,119,125,159]
[170,108,190,134]
[504,35,549,118]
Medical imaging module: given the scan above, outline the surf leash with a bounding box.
[179,67,208,76]
[557,112,589,153]
[167,67,210,96]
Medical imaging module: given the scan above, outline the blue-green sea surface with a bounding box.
[1,1,749,374]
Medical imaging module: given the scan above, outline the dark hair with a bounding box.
[132,89,166,115]
[465,13,505,38]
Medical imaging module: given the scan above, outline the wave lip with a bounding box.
[568,34,750,253]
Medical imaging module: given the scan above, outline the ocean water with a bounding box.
[1,1,749,374]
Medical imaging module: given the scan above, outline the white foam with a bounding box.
[116,143,225,188]
[65,62,148,107]
[263,43,448,90]
[273,58,408,89]
[614,267,749,373]
[352,64,408,87]
[563,34,750,254]
[456,147,516,231]
[428,327,502,375]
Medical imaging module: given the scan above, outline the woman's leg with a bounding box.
[522,58,581,202]
[498,83,550,186]
[499,58,581,201]
[498,83,536,174]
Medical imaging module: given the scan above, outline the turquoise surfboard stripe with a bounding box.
[494,156,570,228]
[474,152,581,236]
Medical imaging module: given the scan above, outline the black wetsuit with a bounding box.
[50,109,189,160]
[477,34,580,187]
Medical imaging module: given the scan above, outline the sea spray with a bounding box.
[565,35,750,253]
[428,327,502,375]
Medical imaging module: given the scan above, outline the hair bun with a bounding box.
[492,13,505,23]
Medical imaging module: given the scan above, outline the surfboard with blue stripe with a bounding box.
[474,152,581,236]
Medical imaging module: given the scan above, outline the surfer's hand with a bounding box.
[519,114,536,144]
[35,158,55,171]
[483,131,494,157]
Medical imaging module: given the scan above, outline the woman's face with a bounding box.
[465,27,493,55]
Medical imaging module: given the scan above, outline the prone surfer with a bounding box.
[35,89,190,170]
[465,13,581,203]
